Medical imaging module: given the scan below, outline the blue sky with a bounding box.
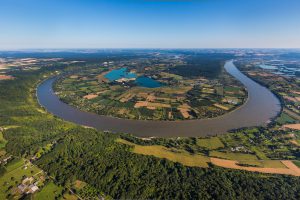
[0,0,300,49]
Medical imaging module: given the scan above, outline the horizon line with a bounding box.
[1,47,300,51]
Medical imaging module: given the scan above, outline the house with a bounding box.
[18,184,26,193]
[27,185,39,194]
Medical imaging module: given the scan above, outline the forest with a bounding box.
[168,53,232,79]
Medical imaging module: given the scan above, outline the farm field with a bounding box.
[283,124,300,130]
[196,137,224,150]
[117,138,210,167]
[277,112,296,124]
[34,182,63,200]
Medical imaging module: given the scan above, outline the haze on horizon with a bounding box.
[0,0,300,49]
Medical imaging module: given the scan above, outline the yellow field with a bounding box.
[213,103,230,111]
[134,101,171,109]
[283,124,300,130]
[117,139,210,167]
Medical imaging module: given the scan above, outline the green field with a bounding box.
[196,137,224,150]
[209,151,258,161]
[34,182,63,200]
[117,138,210,167]
[224,86,240,92]
[276,112,296,124]
[209,151,286,168]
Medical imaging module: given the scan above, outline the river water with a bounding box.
[37,61,281,137]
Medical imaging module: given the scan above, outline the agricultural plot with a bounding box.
[277,112,297,124]
[34,182,63,200]
[117,139,210,167]
[196,137,224,150]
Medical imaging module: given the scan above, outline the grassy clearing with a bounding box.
[261,160,287,168]
[117,139,210,167]
[209,151,286,168]
[0,158,41,199]
[34,181,63,200]
[196,137,224,150]
[209,151,258,161]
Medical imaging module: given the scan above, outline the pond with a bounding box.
[136,76,161,88]
[105,67,161,88]
[104,68,137,81]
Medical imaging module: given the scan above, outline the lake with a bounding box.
[104,68,137,81]
[105,67,161,88]
[37,61,281,138]
[136,76,161,88]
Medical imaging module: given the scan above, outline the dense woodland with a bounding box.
[0,54,300,199]
[168,53,232,79]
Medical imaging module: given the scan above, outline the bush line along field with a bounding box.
[0,55,299,199]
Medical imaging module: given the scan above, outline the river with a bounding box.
[37,61,281,137]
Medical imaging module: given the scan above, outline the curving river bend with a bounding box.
[37,61,281,137]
